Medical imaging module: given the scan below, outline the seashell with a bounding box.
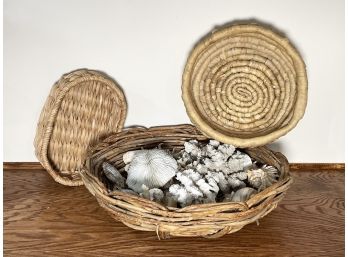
[231,171,248,181]
[149,188,164,203]
[210,171,230,193]
[227,151,252,173]
[231,187,257,202]
[140,184,150,199]
[123,150,136,164]
[209,140,220,147]
[126,149,177,193]
[175,172,203,199]
[184,140,202,157]
[102,162,125,189]
[247,165,279,191]
[227,177,246,190]
[209,151,226,165]
[120,189,138,196]
[217,144,236,157]
[223,191,235,202]
[164,192,178,208]
[177,151,193,167]
[196,163,208,174]
[169,184,194,207]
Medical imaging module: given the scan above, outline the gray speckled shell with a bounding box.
[231,187,257,202]
[102,162,126,189]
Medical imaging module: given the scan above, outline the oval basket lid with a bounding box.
[182,24,308,148]
[34,69,127,186]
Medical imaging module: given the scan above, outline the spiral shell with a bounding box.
[247,165,279,191]
[182,24,307,147]
[123,151,136,164]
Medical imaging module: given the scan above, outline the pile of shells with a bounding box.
[102,140,279,208]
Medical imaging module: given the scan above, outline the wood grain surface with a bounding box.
[4,169,344,257]
[3,162,345,171]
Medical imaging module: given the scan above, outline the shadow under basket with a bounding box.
[81,124,293,239]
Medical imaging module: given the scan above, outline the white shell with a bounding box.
[210,171,230,193]
[231,187,257,202]
[231,171,248,181]
[227,177,246,190]
[209,140,220,147]
[227,151,252,173]
[217,144,235,157]
[184,140,202,157]
[123,151,136,164]
[149,188,164,202]
[247,165,279,191]
[126,149,177,193]
[102,162,125,189]
[169,184,193,206]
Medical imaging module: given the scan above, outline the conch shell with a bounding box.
[231,187,257,202]
[247,165,279,191]
[126,149,177,193]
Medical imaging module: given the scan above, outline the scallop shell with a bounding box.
[247,165,279,191]
[123,151,136,164]
[126,149,177,193]
[231,187,257,202]
[102,162,125,189]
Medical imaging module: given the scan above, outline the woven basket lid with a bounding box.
[34,69,127,186]
[182,24,307,148]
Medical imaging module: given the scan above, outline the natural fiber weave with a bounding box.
[182,24,307,147]
[81,124,292,238]
[34,69,127,186]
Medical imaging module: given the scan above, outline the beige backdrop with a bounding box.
[4,0,344,162]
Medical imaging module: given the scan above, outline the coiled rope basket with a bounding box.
[182,24,307,147]
[81,124,292,239]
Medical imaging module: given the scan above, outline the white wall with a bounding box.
[4,0,344,162]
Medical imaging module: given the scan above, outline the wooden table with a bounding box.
[4,168,344,257]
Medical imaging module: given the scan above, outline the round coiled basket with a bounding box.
[182,24,307,147]
[80,124,293,238]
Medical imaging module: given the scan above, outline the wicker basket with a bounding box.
[79,23,305,238]
[34,69,127,186]
[81,124,293,238]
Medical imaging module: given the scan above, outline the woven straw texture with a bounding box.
[182,24,307,147]
[34,69,127,186]
[80,124,292,238]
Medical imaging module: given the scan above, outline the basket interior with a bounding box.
[85,124,290,198]
[82,124,292,238]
